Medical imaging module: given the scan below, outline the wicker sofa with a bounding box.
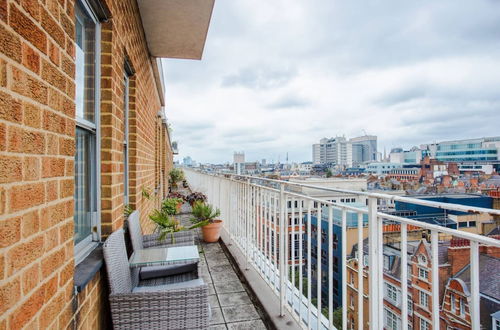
[126,211,198,280]
[103,228,210,329]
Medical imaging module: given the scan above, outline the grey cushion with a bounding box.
[133,278,205,292]
[139,262,198,280]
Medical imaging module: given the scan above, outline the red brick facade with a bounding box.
[0,0,174,328]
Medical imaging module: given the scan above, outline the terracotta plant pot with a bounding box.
[201,220,223,243]
[176,202,183,213]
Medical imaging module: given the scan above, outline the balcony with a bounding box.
[183,169,500,330]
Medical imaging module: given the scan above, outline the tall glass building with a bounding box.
[423,137,500,164]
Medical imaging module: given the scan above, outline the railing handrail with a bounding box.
[191,169,500,216]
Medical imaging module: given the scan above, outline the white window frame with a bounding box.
[74,0,101,265]
[384,307,400,330]
[385,282,399,305]
[418,267,428,280]
[419,317,430,330]
[419,290,429,309]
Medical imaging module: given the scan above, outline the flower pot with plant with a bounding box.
[162,197,184,215]
[189,201,222,243]
[168,168,185,189]
[186,192,207,206]
[149,208,185,243]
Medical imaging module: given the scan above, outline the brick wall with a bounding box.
[0,0,173,328]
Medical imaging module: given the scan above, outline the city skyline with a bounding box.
[163,0,500,164]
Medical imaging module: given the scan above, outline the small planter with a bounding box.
[201,220,223,243]
[176,202,183,213]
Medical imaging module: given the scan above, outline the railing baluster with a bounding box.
[357,211,364,330]
[328,205,333,330]
[317,203,322,330]
[368,196,379,330]
[291,197,296,315]
[307,200,312,328]
[401,223,408,330]
[299,198,304,325]
[279,184,286,316]
[470,241,480,330]
[341,209,347,330]
[431,230,439,330]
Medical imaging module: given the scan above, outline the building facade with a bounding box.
[0,0,213,328]
[312,137,353,167]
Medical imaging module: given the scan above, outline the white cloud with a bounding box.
[163,0,500,164]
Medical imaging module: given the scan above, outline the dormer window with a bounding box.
[418,254,427,266]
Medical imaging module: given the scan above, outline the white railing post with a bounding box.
[368,196,380,330]
[400,223,408,330]
[470,241,480,330]
[246,179,250,269]
[279,183,286,316]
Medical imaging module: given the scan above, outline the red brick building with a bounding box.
[0,0,213,328]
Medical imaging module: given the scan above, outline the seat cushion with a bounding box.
[139,262,198,280]
[133,278,205,293]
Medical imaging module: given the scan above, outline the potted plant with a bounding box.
[149,208,185,243]
[186,192,207,206]
[182,179,189,188]
[189,201,222,243]
[162,197,184,215]
[168,168,185,189]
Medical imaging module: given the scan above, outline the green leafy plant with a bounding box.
[168,192,186,201]
[169,168,185,188]
[142,186,152,200]
[162,197,184,216]
[124,204,134,218]
[149,209,184,243]
[189,201,221,229]
[186,192,207,205]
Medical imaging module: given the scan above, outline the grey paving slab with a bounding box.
[227,320,267,330]
[217,292,252,307]
[209,325,228,330]
[214,280,246,294]
[210,306,225,325]
[211,271,240,283]
[170,194,269,329]
[209,294,220,308]
[222,304,260,323]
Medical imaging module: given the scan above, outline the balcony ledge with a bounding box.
[138,0,215,60]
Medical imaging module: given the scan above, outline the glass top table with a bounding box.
[129,245,200,268]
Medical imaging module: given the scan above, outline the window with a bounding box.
[494,318,500,330]
[459,298,465,316]
[419,291,429,308]
[418,254,427,265]
[419,318,430,330]
[384,308,399,330]
[385,283,399,304]
[74,0,100,263]
[384,255,391,270]
[418,268,428,280]
[408,295,413,314]
[450,294,455,312]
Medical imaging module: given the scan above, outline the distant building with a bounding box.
[350,135,378,165]
[183,156,193,166]
[389,147,426,164]
[312,137,353,167]
[234,152,245,174]
[422,136,500,172]
[366,162,401,175]
[395,194,495,234]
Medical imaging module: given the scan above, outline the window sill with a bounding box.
[74,244,104,293]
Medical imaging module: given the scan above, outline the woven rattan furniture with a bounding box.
[127,211,198,280]
[127,210,194,250]
[103,228,210,329]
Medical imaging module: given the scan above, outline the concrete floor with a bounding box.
[176,196,268,330]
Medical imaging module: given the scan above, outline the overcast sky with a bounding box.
[162,0,500,164]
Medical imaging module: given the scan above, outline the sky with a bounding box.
[162,0,500,164]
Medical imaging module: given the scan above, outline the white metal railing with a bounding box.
[184,169,500,330]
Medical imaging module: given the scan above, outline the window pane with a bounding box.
[75,2,96,123]
[74,128,95,244]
